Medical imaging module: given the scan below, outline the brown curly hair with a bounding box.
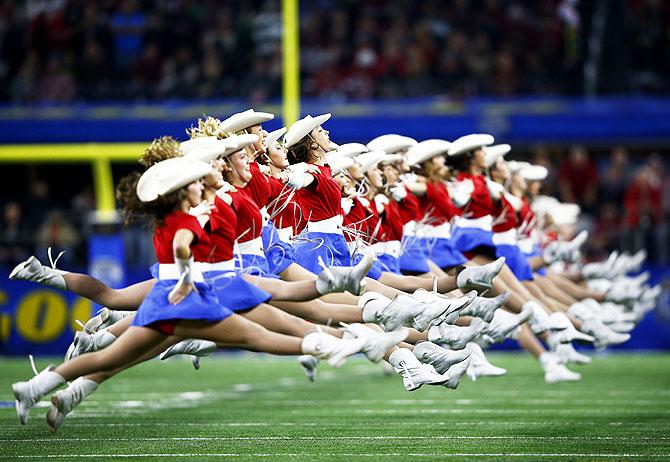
[139,137,182,169]
[287,136,319,165]
[115,171,187,227]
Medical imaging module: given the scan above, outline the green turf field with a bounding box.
[1,353,669,461]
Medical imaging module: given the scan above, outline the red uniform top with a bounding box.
[343,197,370,242]
[295,164,342,223]
[229,188,262,242]
[518,197,535,238]
[206,195,238,261]
[456,173,494,218]
[419,182,461,225]
[381,199,405,241]
[343,197,387,243]
[492,195,518,233]
[154,211,211,264]
[243,161,271,208]
[396,187,421,225]
[267,175,302,233]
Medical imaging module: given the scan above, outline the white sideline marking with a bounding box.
[7,453,670,459]
[36,419,670,428]
[5,436,669,442]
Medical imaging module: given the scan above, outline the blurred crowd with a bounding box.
[0,146,668,270]
[0,0,668,102]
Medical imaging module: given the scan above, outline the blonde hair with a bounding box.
[139,136,181,169]
[187,115,224,139]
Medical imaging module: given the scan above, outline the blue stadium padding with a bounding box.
[1,96,669,144]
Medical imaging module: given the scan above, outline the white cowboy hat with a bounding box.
[284,113,331,148]
[227,133,260,151]
[484,144,511,168]
[406,139,451,166]
[331,142,369,158]
[263,128,287,149]
[355,150,387,172]
[447,134,495,156]
[507,160,532,174]
[181,136,239,162]
[520,164,549,181]
[218,109,274,134]
[379,153,402,165]
[328,155,355,176]
[367,134,418,154]
[137,157,211,202]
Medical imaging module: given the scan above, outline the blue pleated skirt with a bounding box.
[262,223,296,275]
[377,252,402,275]
[205,270,272,311]
[351,252,384,280]
[424,237,467,269]
[399,236,466,273]
[132,279,233,328]
[236,253,279,279]
[495,244,533,281]
[292,231,351,274]
[451,226,495,253]
[523,243,547,276]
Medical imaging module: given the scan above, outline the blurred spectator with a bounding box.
[35,211,80,267]
[558,145,599,213]
[591,202,623,257]
[0,202,30,266]
[0,0,668,102]
[623,159,667,263]
[109,0,145,77]
[38,55,76,102]
[599,147,631,205]
[624,164,663,228]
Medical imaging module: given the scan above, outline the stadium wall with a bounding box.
[0,97,669,145]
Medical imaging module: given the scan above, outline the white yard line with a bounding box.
[5,452,670,459]
[4,435,669,442]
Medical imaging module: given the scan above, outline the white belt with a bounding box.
[276,226,293,243]
[492,229,517,246]
[158,263,205,282]
[373,240,401,258]
[454,215,493,232]
[406,221,451,239]
[307,215,344,235]
[517,237,535,254]
[236,236,265,257]
[203,259,236,272]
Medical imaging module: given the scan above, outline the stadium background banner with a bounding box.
[0,269,152,356]
[0,97,669,144]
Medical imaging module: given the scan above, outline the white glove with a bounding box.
[285,162,308,189]
[390,184,407,202]
[448,179,474,207]
[486,178,505,199]
[168,256,198,304]
[400,173,417,184]
[189,202,213,227]
[216,181,233,194]
[341,197,354,215]
[189,202,212,217]
[374,194,389,214]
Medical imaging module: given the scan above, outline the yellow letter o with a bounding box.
[16,291,67,343]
